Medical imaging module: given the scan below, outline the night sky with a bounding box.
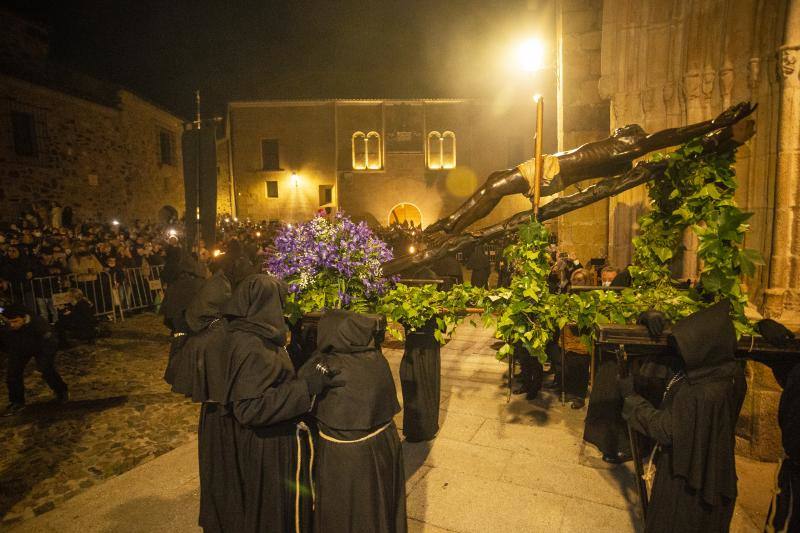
[2,0,554,120]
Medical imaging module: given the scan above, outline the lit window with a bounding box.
[427,131,456,169]
[352,131,382,170]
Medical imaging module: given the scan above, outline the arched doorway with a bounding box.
[388,203,422,227]
[158,205,179,224]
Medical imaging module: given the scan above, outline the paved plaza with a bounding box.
[2,314,776,532]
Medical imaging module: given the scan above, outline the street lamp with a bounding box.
[291,172,300,188]
[515,38,546,73]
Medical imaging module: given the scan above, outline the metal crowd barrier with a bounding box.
[3,264,166,324]
[116,265,165,317]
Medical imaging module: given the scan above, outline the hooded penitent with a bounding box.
[160,249,207,332]
[306,309,407,533]
[667,299,743,506]
[163,269,229,401]
[167,273,296,406]
[622,299,746,533]
[196,273,314,533]
[312,309,400,432]
[184,270,231,333]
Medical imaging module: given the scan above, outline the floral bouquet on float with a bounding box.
[266,213,394,323]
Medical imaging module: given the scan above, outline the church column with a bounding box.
[766,0,800,323]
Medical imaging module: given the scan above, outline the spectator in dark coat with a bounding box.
[1,304,69,416]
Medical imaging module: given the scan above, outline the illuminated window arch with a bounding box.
[352,131,382,170]
[427,130,456,169]
[388,202,423,227]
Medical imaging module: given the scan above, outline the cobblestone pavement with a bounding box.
[0,313,199,528]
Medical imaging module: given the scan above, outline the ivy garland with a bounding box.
[628,138,763,334]
[373,136,763,359]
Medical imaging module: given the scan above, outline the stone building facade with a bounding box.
[0,9,186,224]
[226,99,545,230]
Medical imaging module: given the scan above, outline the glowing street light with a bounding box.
[515,38,546,72]
[291,172,300,188]
[111,219,120,226]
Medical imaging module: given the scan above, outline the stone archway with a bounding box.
[158,205,179,224]
[388,202,422,227]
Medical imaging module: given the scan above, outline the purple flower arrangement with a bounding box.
[266,213,394,316]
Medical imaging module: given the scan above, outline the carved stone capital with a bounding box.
[720,67,734,106]
[777,45,800,81]
[684,71,701,100]
[748,58,761,91]
[702,68,717,99]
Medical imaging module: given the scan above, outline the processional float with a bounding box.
[383,101,757,275]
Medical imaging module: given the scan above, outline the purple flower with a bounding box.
[265,213,393,309]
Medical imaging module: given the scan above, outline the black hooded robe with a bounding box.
[622,301,746,533]
[169,274,315,533]
[400,319,441,442]
[302,310,406,533]
[765,361,800,533]
[163,269,231,390]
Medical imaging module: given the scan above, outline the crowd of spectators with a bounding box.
[0,203,282,343]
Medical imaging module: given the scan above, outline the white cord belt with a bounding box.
[294,421,315,533]
[318,421,392,444]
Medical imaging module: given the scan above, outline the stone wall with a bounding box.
[0,75,185,224]
[597,0,798,460]
[556,0,611,265]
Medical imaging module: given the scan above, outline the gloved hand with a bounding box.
[756,319,795,348]
[617,375,635,398]
[637,309,667,337]
[303,361,345,396]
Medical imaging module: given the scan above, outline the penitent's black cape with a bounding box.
[163,270,230,400]
[197,274,314,533]
[623,300,746,533]
[305,309,406,533]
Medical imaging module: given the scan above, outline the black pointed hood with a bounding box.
[317,309,386,354]
[222,273,288,346]
[670,299,736,381]
[185,270,231,333]
[306,309,399,431]
[665,298,746,506]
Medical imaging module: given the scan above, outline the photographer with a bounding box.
[1,304,69,416]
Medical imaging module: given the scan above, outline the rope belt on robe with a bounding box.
[317,421,393,444]
[294,421,315,533]
[516,154,561,198]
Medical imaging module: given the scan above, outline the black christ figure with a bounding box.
[383,102,756,276]
[425,102,756,238]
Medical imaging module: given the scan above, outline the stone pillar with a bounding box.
[557,0,610,265]
[767,0,800,325]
